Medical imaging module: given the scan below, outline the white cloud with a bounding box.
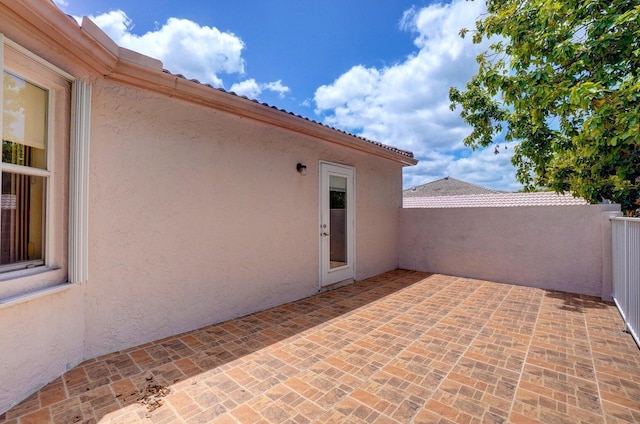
[52,0,69,7]
[230,79,290,99]
[402,142,520,192]
[263,80,291,97]
[229,79,261,98]
[314,0,520,191]
[79,10,247,88]
[446,143,521,190]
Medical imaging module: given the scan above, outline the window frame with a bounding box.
[1,70,51,272]
[0,34,87,301]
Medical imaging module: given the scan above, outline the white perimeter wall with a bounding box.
[400,205,622,298]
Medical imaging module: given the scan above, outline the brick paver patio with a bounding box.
[1,270,639,423]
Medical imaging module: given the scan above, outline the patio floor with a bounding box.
[2,270,639,423]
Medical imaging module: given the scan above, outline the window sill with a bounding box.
[0,265,55,282]
[0,266,68,301]
[0,281,73,309]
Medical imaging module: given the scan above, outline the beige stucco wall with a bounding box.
[0,4,407,412]
[0,77,404,413]
[354,160,402,279]
[399,205,621,298]
[84,79,403,358]
[0,287,84,414]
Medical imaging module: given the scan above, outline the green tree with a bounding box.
[449,0,640,214]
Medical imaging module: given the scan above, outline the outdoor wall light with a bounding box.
[296,163,307,176]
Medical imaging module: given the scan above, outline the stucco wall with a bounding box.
[399,205,621,297]
[0,287,84,414]
[0,7,406,412]
[354,160,402,279]
[85,79,403,358]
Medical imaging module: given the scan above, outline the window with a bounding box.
[0,36,71,285]
[1,71,48,271]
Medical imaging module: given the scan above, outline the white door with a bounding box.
[320,162,355,287]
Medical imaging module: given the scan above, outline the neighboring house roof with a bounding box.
[403,192,589,208]
[403,176,500,198]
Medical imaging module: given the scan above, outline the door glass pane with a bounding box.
[2,71,47,169]
[329,175,347,269]
[1,172,45,265]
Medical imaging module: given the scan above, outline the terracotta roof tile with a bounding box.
[403,192,589,208]
[163,70,415,159]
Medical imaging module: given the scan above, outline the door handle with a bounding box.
[322,232,331,237]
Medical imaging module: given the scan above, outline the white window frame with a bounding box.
[0,34,89,303]
[0,72,51,273]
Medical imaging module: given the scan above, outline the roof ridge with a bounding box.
[404,176,499,197]
[442,176,500,192]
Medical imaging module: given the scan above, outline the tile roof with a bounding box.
[163,70,415,160]
[403,176,499,197]
[403,192,589,208]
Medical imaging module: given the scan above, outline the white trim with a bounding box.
[3,37,74,81]
[0,34,72,293]
[319,161,356,287]
[0,162,51,177]
[45,72,54,267]
[0,282,73,309]
[0,259,45,274]
[69,81,90,284]
[1,36,54,271]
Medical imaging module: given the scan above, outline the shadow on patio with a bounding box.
[1,269,639,423]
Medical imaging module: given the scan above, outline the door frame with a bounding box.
[319,161,355,287]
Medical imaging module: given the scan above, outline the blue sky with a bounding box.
[54,0,520,191]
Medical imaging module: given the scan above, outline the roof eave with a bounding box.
[107,60,417,166]
[0,1,118,78]
[1,0,417,167]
